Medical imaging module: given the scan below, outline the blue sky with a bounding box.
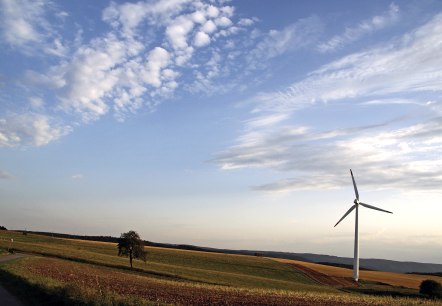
[1,0,442,264]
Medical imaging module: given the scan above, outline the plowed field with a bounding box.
[272,258,442,289]
[9,257,435,306]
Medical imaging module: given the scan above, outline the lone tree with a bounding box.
[117,230,147,269]
[420,279,442,299]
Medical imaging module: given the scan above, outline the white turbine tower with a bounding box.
[334,169,392,282]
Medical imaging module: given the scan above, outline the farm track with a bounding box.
[0,253,27,263]
[0,253,27,306]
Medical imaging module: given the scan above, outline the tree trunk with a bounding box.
[130,250,133,269]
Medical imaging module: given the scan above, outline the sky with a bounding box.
[1,0,442,264]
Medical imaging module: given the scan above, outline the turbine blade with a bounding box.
[350,169,359,200]
[334,205,356,227]
[360,202,393,214]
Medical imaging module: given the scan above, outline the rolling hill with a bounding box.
[24,230,442,274]
[1,230,441,305]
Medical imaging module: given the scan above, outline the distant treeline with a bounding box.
[25,231,119,243]
[0,226,7,230]
[408,272,442,277]
[23,230,234,253]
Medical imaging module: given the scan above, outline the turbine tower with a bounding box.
[334,169,392,282]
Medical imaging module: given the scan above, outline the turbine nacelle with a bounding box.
[335,171,392,227]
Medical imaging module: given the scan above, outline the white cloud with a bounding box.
[162,68,179,79]
[56,34,127,121]
[0,0,42,46]
[191,10,206,24]
[175,46,194,66]
[244,113,290,129]
[361,98,422,106]
[213,13,442,193]
[220,6,234,17]
[206,5,219,18]
[71,174,83,180]
[0,113,71,147]
[166,15,195,50]
[103,0,192,38]
[142,47,171,87]
[1,0,294,146]
[24,0,251,126]
[47,33,177,121]
[0,0,67,56]
[318,3,400,53]
[251,12,442,113]
[247,16,322,68]
[103,2,149,36]
[214,117,442,192]
[194,31,211,47]
[215,16,232,27]
[201,20,217,34]
[238,18,254,27]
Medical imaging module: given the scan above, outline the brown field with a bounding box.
[272,258,442,289]
[7,256,440,306]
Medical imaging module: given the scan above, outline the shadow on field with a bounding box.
[0,269,75,305]
[10,248,227,287]
[342,284,424,299]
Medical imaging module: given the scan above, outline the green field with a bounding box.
[0,231,326,291]
[0,230,440,305]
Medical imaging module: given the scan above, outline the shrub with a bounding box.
[0,226,7,230]
[419,279,442,298]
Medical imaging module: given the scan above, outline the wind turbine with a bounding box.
[334,169,392,282]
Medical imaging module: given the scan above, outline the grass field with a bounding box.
[0,230,441,305]
[0,231,327,292]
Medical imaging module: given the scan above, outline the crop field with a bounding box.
[0,231,328,292]
[0,231,441,305]
[273,258,442,290]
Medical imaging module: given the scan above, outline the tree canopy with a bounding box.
[420,279,442,298]
[117,230,147,269]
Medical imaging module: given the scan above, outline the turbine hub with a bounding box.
[354,199,359,205]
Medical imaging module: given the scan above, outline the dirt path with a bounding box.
[0,253,27,306]
[0,253,27,263]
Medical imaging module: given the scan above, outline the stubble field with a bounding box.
[273,258,442,289]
